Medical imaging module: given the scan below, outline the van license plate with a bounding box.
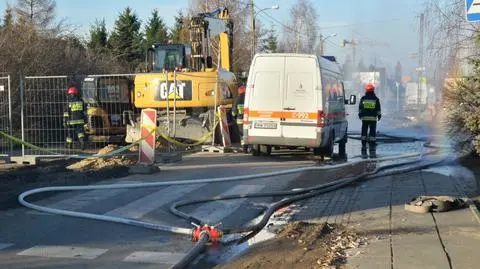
[254,122,277,129]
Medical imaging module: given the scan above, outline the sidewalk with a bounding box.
[290,166,480,269]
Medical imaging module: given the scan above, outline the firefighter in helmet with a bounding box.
[232,84,247,152]
[63,85,86,149]
[358,83,381,157]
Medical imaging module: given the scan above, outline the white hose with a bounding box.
[18,151,427,235]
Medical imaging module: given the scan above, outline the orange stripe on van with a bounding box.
[248,110,317,120]
[248,110,283,118]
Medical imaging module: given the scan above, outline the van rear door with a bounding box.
[247,56,284,139]
[281,56,318,140]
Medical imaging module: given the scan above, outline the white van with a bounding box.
[243,53,356,157]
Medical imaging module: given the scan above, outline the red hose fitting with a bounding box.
[192,224,223,242]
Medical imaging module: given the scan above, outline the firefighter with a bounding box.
[358,83,381,157]
[63,85,86,150]
[232,85,246,152]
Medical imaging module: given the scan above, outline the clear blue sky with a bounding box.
[0,0,425,76]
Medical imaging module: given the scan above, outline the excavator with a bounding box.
[124,8,237,144]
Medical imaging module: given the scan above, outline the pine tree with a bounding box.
[170,10,188,43]
[261,28,278,53]
[88,19,108,52]
[3,5,14,27]
[109,7,144,68]
[145,9,168,48]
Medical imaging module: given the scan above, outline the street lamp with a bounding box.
[252,5,279,59]
[319,33,337,56]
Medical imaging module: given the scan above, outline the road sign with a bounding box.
[416,67,426,72]
[466,0,480,22]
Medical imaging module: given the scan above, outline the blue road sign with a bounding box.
[466,0,480,22]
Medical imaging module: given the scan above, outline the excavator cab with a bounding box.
[148,44,194,72]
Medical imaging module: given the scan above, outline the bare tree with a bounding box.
[282,0,318,54]
[15,0,56,28]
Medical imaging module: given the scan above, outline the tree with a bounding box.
[283,0,318,53]
[108,7,143,69]
[444,57,480,154]
[169,10,188,44]
[3,5,14,27]
[261,27,278,53]
[15,0,56,28]
[145,9,168,48]
[88,19,108,52]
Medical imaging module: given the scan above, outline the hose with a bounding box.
[169,232,210,269]
[19,152,423,236]
[168,156,446,268]
[18,147,439,267]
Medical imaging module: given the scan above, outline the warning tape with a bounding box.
[0,128,156,160]
[156,113,221,147]
[0,112,229,159]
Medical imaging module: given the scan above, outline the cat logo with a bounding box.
[152,79,193,101]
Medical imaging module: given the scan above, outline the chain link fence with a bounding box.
[0,75,12,157]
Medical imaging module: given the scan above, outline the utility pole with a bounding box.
[319,34,324,55]
[417,13,425,107]
[250,0,255,60]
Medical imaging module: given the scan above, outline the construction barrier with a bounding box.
[20,74,137,156]
[138,109,157,165]
[0,75,12,157]
[217,105,231,147]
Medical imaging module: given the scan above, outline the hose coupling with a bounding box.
[191,223,223,242]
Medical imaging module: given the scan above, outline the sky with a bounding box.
[0,0,426,76]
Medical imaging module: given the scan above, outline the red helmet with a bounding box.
[365,83,375,92]
[238,85,246,94]
[67,86,79,95]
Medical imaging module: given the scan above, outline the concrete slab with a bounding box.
[0,154,10,163]
[155,151,182,163]
[128,164,160,174]
[201,145,233,153]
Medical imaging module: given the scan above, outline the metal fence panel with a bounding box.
[0,75,12,156]
[21,74,141,157]
[19,72,235,159]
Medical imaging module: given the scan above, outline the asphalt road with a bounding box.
[0,132,427,269]
[0,151,323,269]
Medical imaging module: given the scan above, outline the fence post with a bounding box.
[20,75,25,157]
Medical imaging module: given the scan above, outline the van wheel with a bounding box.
[252,145,260,156]
[260,145,272,156]
[339,134,347,158]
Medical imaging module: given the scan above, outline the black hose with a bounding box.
[170,145,444,268]
[168,232,209,269]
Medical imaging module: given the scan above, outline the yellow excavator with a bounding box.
[82,75,137,144]
[125,8,237,144]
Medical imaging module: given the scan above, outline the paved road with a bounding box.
[0,151,322,269]
[0,133,426,269]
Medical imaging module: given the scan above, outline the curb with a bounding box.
[466,199,480,225]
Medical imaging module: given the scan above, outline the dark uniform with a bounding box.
[232,85,246,151]
[358,83,381,157]
[63,86,86,149]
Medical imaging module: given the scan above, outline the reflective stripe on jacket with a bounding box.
[359,92,381,122]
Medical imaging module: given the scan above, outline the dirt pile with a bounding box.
[67,145,136,172]
[216,222,366,269]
